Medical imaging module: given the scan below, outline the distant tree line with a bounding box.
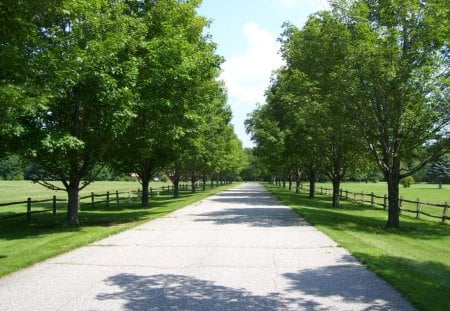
[246,0,449,228]
[0,0,247,225]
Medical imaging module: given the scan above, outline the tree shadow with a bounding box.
[96,273,321,310]
[269,187,450,240]
[194,207,309,227]
[282,264,416,310]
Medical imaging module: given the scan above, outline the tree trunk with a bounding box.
[309,169,316,199]
[67,180,80,226]
[288,175,292,191]
[332,178,341,208]
[282,176,286,188]
[173,178,180,198]
[141,177,150,208]
[202,175,207,191]
[211,179,214,188]
[386,173,401,228]
[191,178,196,193]
[295,170,301,193]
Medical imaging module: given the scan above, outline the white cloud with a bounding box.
[221,22,283,105]
[274,0,330,11]
[220,22,284,147]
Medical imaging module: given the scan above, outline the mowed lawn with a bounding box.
[265,183,450,311]
[0,181,237,278]
[0,180,168,203]
[312,181,450,203]
[308,181,450,223]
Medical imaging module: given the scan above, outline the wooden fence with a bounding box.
[299,184,449,224]
[0,183,205,220]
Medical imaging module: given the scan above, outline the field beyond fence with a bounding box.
[297,182,449,224]
[0,181,207,220]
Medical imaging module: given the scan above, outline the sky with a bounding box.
[197,0,330,148]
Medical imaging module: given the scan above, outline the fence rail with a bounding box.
[0,182,208,220]
[299,184,449,224]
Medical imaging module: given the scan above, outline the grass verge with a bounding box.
[0,183,238,278]
[264,183,450,311]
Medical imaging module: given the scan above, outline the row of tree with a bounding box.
[246,0,449,227]
[0,0,247,225]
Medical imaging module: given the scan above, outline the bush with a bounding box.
[400,176,414,188]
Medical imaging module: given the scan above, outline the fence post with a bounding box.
[345,190,348,200]
[106,191,110,208]
[383,195,387,210]
[442,202,448,224]
[416,199,420,219]
[53,195,57,216]
[116,190,119,203]
[128,191,131,203]
[320,187,323,194]
[371,192,374,207]
[27,197,31,220]
[91,192,95,208]
[362,191,365,204]
[353,192,356,202]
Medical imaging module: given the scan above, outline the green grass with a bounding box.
[0,180,170,203]
[265,183,450,311]
[0,182,238,278]
[312,181,449,203]
[0,180,172,217]
[307,182,450,222]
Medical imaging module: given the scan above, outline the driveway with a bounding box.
[0,183,415,310]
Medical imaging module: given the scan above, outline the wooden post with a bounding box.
[27,197,31,220]
[91,192,95,208]
[128,191,131,203]
[53,195,57,216]
[383,194,387,210]
[106,191,110,208]
[320,187,323,194]
[362,191,365,204]
[370,192,374,207]
[345,190,348,200]
[353,192,356,202]
[416,199,420,219]
[116,190,119,203]
[442,202,448,224]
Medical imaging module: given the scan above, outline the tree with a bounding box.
[111,0,224,204]
[332,0,450,226]
[15,1,141,225]
[425,157,450,188]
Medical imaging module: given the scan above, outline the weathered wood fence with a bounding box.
[299,184,449,223]
[0,183,205,220]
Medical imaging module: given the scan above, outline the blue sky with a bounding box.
[197,0,330,147]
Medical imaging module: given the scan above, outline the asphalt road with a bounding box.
[0,183,415,310]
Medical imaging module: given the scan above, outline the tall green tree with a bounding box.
[112,0,224,205]
[333,0,450,226]
[15,0,141,225]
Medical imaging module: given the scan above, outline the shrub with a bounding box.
[400,176,414,188]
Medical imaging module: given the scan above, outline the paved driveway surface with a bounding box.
[0,183,415,310]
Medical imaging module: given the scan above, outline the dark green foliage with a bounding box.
[425,157,450,188]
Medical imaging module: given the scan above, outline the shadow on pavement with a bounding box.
[193,207,308,227]
[282,265,414,310]
[96,273,296,310]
